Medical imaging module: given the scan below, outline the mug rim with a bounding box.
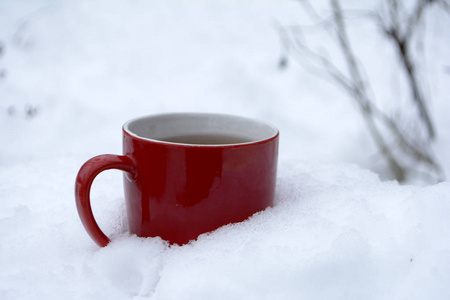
[123,112,279,147]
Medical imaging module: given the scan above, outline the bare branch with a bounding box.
[376,0,437,140]
[405,0,434,40]
[296,0,323,22]
[279,0,445,182]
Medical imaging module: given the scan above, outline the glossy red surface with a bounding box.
[75,155,135,247]
[75,116,278,247]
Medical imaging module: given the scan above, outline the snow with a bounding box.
[1,0,450,299]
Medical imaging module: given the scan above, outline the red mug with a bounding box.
[75,113,279,247]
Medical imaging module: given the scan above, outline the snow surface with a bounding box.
[1,0,450,299]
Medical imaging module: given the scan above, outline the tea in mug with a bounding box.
[158,134,253,145]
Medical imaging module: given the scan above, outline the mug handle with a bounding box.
[75,154,136,247]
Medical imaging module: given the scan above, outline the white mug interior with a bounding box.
[123,113,278,146]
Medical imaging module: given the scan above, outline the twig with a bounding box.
[279,0,445,182]
[375,0,436,140]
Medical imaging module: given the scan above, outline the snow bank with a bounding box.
[1,158,450,300]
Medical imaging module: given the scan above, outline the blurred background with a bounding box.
[1,0,449,184]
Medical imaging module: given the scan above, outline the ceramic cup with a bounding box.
[75,113,279,247]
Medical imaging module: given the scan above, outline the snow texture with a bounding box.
[1,0,450,299]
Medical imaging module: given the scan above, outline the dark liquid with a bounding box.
[159,134,253,145]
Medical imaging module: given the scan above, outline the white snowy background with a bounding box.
[1,0,449,299]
